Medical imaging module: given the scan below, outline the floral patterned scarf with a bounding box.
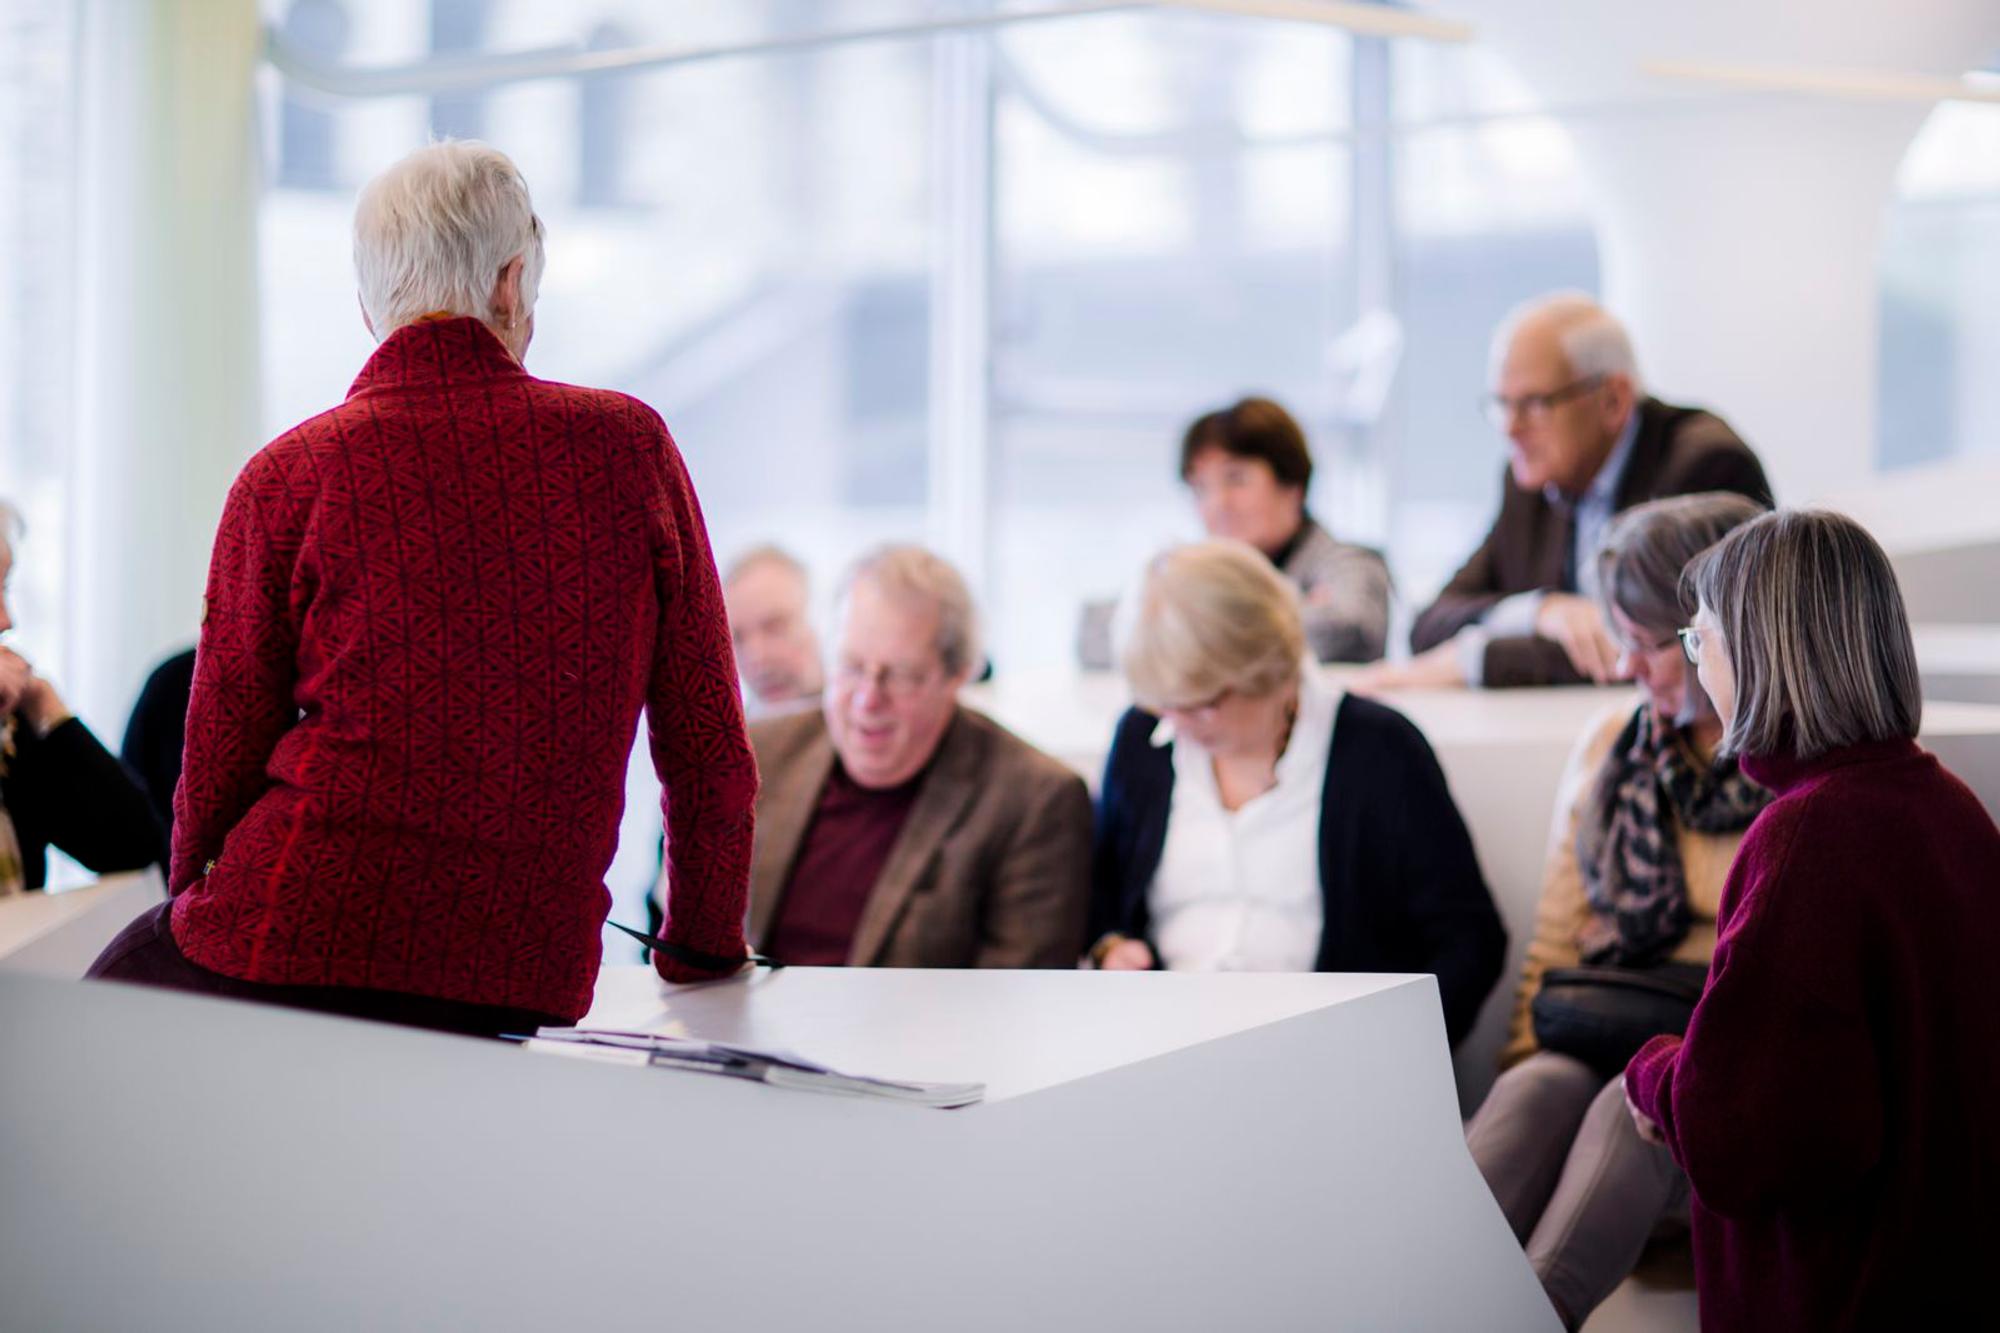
[1575,704,1770,965]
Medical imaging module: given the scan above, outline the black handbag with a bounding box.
[1529,961,1708,1077]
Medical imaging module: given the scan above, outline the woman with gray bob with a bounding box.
[1623,509,2000,1330]
[1465,492,1767,1330]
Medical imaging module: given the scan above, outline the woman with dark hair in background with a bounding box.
[1078,397,1391,668]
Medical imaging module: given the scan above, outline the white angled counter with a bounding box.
[0,868,163,978]
[1,965,1559,1332]
[965,670,2000,1112]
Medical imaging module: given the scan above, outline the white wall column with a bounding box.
[1574,100,1928,505]
[925,28,995,603]
[69,0,263,728]
[1465,0,2000,505]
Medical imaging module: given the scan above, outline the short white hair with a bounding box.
[0,498,22,555]
[839,545,982,679]
[353,140,546,335]
[1490,291,1643,393]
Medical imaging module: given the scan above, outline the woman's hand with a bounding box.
[1536,593,1628,685]
[0,649,68,735]
[1098,937,1157,971]
[1623,1077,1667,1147]
[0,644,36,716]
[0,648,29,715]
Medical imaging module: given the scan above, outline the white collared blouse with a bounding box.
[1147,666,1338,972]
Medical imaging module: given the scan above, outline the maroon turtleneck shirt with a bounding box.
[1626,738,2000,1331]
[168,317,757,1019]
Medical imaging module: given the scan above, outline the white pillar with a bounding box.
[1571,100,1928,505]
[925,29,994,599]
[1463,0,2000,504]
[69,0,263,729]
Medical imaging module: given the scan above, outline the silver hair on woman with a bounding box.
[840,545,982,679]
[1488,291,1645,394]
[1595,492,1766,637]
[353,140,546,336]
[1595,492,1766,724]
[1121,540,1305,712]
[1684,509,1922,760]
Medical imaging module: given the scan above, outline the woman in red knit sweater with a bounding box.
[87,142,757,1034]
[1623,509,2000,1329]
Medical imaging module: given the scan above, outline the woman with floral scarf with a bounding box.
[1462,492,1769,1331]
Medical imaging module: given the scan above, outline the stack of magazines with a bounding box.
[518,1026,984,1109]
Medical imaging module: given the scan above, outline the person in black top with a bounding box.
[0,502,166,893]
[121,646,197,845]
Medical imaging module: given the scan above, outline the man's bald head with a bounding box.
[1487,292,1642,496]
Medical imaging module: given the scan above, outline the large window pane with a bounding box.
[256,0,934,941]
[258,1,932,582]
[1387,42,1598,605]
[0,3,79,683]
[1879,89,2000,471]
[989,11,1356,673]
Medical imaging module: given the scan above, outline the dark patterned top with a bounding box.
[168,317,757,1019]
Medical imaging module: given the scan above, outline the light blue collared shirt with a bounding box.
[1459,411,1641,684]
[1555,408,1640,608]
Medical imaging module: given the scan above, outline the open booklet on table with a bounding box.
[515,1026,985,1109]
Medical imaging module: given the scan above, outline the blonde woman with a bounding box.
[1087,540,1504,1047]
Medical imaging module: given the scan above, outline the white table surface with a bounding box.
[2,965,1560,1332]
[0,868,163,978]
[583,962,1420,1103]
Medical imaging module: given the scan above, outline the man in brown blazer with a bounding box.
[1379,294,1771,690]
[745,545,1091,969]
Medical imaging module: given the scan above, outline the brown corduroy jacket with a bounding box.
[747,705,1092,969]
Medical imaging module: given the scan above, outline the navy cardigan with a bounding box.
[1089,693,1506,1048]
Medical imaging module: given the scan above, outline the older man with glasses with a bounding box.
[1372,292,1773,691]
[742,544,1092,969]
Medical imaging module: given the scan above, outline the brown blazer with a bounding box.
[1410,397,1772,687]
[747,705,1092,969]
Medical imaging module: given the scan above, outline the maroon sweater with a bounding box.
[1627,739,2000,1331]
[169,317,757,1019]
[765,763,922,966]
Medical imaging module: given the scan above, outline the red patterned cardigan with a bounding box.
[168,317,756,1019]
